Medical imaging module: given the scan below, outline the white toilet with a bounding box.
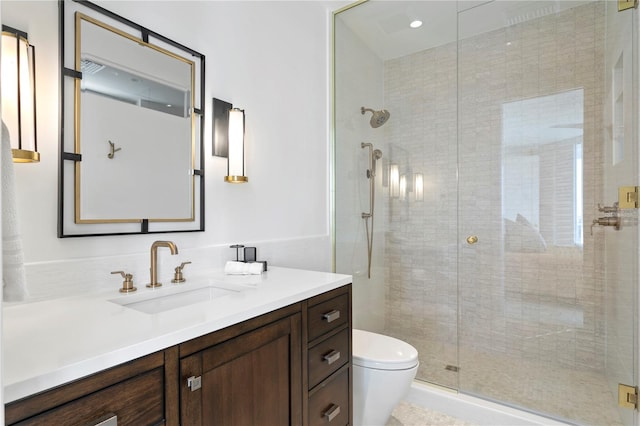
[352,329,419,426]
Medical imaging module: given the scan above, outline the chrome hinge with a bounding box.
[619,0,638,11]
[618,186,639,209]
[187,375,202,392]
[619,383,637,409]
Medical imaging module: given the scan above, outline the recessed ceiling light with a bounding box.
[410,20,422,29]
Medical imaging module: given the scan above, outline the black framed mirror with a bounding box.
[58,0,205,237]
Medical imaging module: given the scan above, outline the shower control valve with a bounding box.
[591,202,621,235]
[597,203,619,214]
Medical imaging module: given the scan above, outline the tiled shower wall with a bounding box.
[382,2,606,393]
[383,39,459,389]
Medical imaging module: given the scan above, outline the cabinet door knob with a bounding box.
[323,350,341,365]
[187,375,202,391]
[323,404,341,422]
[322,310,340,323]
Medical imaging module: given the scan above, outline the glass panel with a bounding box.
[457,1,635,424]
[334,0,636,424]
[603,2,637,425]
[334,0,460,390]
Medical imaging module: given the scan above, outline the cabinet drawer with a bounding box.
[308,368,349,426]
[12,368,164,426]
[308,328,349,389]
[308,293,349,341]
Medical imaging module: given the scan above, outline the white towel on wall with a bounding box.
[2,121,28,301]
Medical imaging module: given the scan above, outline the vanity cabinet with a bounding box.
[4,284,352,426]
[305,286,352,426]
[178,304,303,425]
[5,351,168,425]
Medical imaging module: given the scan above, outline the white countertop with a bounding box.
[3,266,352,404]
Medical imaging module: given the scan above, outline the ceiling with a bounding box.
[336,0,595,61]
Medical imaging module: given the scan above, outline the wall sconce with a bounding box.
[414,173,424,202]
[399,174,407,201]
[1,25,39,163]
[224,107,248,183]
[389,163,399,198]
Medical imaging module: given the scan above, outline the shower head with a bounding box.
[361,107,390,128]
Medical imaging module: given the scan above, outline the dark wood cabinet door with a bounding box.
[5,352,166,426]
[181,313,302,426]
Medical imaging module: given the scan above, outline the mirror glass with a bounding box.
[59,0,204,236]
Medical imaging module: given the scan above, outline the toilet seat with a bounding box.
[353,329,419,370]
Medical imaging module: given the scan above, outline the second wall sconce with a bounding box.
[225,107,248,183]
[213,98,248,183]
[389,163,399,198]
[1,25,39,163]
[414,173,424,202]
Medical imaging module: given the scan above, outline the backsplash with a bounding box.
[21,236,330,302]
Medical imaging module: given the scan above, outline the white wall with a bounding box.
[0,2,4,421]
[1,1,338,282]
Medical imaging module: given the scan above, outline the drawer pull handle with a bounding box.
[323,350,341,365]
[92,414,118,426]
[323,403,341,422]
[323,309,340,323]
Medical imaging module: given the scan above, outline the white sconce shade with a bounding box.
[1,26,39,163]
[414,173,424,201]
[389,163,399,198]
[224,107,248,183]
[399,174,407,201]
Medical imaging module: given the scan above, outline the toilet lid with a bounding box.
[352,329,419,370]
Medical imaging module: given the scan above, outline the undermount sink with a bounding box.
[109,284,238,314]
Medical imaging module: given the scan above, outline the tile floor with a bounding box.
[387,402,476,426]
[384,334,622,426]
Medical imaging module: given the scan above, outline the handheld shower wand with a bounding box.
[361,142,382,278]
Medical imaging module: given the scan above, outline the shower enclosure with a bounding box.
[333,1,638,424]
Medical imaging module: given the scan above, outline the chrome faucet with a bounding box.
[147,240,179,288]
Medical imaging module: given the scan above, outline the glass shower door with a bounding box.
[457,2,637,424]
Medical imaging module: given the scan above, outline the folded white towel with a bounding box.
[2,121,28,301]
[224,261,263,275]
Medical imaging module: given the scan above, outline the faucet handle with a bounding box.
[111,270,137,293]
[172,261,192,284]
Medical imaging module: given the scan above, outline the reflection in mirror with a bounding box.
[502,89,584,251]
[58,0,205,237]
[80,59,190,118]
[77,14,193,223]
